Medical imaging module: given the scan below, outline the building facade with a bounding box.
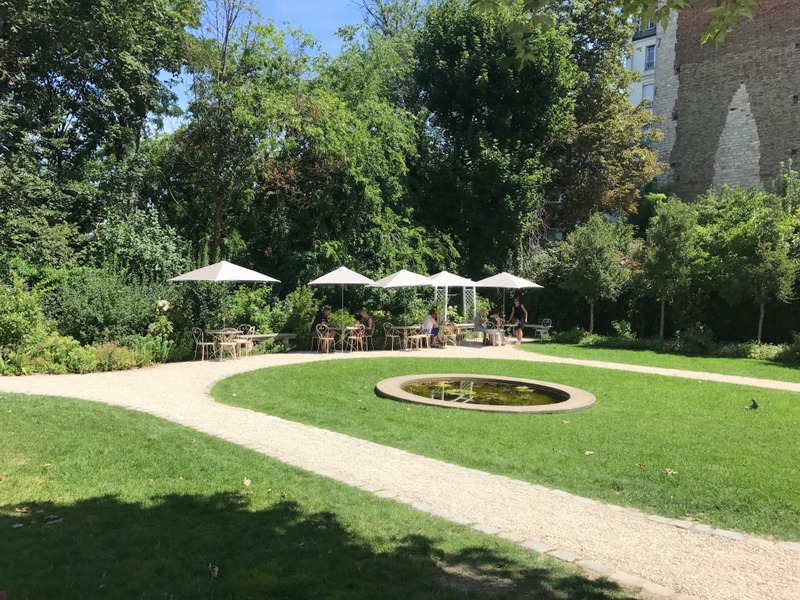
[633,0,800,201]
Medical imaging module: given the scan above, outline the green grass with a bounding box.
[520,343,800,383]
[0,394,631,600]
[214,358,800,540]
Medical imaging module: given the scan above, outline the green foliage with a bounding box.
[558,215,632,331]
[413,0,576,274]
[44,268,156,345]
[0,273,48,346]
[697,186,799,341]
[93,343,141,372]
[470,0,760,56]
[552,326,586,344]
[85,208,188,283]
[666,323,714,355]
[543,0,663,228]
[279,285,320,346]
[611,320,636,340]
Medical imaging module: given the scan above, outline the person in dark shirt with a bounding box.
[311,307,335,352]
[510,297,528,344]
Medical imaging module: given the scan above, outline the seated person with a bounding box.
[473,309,487,343]
[310,307,336,352]
[422,308,439,347]
[357,309,373,350]
[487,307,506,346]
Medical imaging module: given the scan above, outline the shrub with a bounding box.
[280,285,319,347]
[666,324,714,355]
[93,343,140,372]
[0,273,48,346]
[775,333,800,364]
[553,327,586,344]
[44,268,153,344]
[611,320,636,340]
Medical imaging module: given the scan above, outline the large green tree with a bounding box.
[697,187,799,343]
[643,198,698,338]
[470,0,761,52]
[558,214,632,332]
[413,0,576,276]
[542,0,663,229]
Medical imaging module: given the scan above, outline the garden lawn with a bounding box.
[214,358,800,541]
[520,343,800,383]
[0,394,630,600]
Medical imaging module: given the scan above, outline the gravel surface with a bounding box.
[1,345,798,600]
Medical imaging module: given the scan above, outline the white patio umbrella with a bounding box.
[309,266,375,322]
[475,271,542,317]
[369,269,434,324]
[169,260,280,283]
[428,271,476,324]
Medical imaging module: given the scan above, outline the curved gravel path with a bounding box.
[1,346,798,600]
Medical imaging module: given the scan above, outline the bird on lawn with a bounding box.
[209,563,219,578]
[749,399,759,410]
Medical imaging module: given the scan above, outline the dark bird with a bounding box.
[749,399,759,410]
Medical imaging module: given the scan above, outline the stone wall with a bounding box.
[654,0,800,200]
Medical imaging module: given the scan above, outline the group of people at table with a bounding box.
[310,297,530,352]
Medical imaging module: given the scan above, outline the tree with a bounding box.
[470,0,761,54]
[558,215,631,332]
[0,0,199,230]
[697,187,799,342]
[542,0,663,229]
[412,0,576,275]
[644,199,698,337]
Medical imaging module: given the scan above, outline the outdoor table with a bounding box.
[392,324,422,350]
[453,323,474,346]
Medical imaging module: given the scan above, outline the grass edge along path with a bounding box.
[0,393,632,600]
[520,343,800,383]
[213,357,800,541]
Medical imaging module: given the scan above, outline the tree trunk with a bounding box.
[659,298,665,338]
[757,301,765,343]
[589,301,594,333]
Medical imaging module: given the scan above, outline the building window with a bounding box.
[645,45,656,71]
[642,83,654,109]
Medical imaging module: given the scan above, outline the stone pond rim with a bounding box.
[375,374,596,414]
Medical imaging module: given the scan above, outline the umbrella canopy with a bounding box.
[369,269,433,325]
[309,266,374,286]
[309,267,375,330]
[429,271,476,324]
[429,271,476,287]
[475,272,543,290]
[475,272,542,318]
[169,260,280,283]
[369,269,433,289]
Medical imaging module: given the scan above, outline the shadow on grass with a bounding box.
[1,492,630,599]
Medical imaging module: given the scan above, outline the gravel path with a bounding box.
[1,345,798,600]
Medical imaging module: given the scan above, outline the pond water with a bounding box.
[401,378,566,407]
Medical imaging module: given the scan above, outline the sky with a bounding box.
[258,0,364,55]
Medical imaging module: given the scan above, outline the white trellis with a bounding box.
[463,286,476,320]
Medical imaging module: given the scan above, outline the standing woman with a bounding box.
[359,309,373,350]
[510,297,528,344]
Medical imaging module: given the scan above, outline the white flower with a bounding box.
[147,323,155,333]
[156,300,170,312]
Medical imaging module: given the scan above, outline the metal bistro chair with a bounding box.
[537,318,553,342]
[235,324,255,356]
[215,328,239,360]
[384,322,401,351]
[485,321,503,347]
[311,323,332,353]
[363,325,375,351]
[407,324,430,350]
[192,327,216,361]
[346,323,365,352]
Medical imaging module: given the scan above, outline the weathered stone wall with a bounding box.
[651,10,679,188]
[655,0,800,200]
